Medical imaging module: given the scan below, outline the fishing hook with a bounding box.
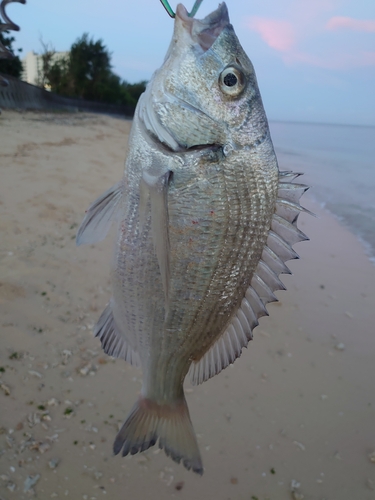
[159,0,203,18]
[0,0,26,59]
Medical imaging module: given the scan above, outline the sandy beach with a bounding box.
[0,110,374,500]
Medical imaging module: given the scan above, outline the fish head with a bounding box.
[138,2,269,153]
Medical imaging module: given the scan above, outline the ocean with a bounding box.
[269,121,375,262]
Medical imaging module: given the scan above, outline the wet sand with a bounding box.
[0,110,374,500]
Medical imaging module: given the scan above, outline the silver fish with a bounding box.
[77,2,309,475]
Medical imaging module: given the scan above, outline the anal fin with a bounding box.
[94,304,140,367]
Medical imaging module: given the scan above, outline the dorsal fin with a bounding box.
[189,170,310,385]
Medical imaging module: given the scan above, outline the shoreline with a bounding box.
[1,110,374,500]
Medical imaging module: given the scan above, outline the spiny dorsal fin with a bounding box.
[189,170,310,385]
[76,181,122,246]
[94,304,140,367]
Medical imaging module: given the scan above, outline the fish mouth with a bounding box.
[176,2,230,51]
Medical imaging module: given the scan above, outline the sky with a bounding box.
[5,0,375,125]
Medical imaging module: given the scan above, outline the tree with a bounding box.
[121,81,148,107]
[0,20,22,78]
[41,33,147,107]
[68,33,113,101]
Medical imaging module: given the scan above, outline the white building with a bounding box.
[21,51,69,87]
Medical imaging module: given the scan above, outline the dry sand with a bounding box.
[0,110,374,500]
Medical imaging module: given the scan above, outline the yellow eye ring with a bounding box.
[219,66,245,97]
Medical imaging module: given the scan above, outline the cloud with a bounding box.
[246,10,375,70]
[326,17,375,32]
[248,17,295,52]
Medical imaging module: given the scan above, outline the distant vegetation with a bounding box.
[0,21,23,78]
[40,34,147,107]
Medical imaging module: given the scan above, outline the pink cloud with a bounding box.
[248,17,295,52]
[326,16,375,32]
[246,9,375,70]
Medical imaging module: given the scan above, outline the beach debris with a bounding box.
[48,458,60,469]
[63,407,74,418]
[368,451,375,463]
[7,481,16,492]
[30,441,50,453]
[47,397,60,406]
[78,362,97,376]
[159,467,174,486]
[0,383,10,395]
[293,441,306,451]
[230,477,238,484]
[334,342,345,351]
[8,351,20,360]
[27,412,42,427]
[62,349,72,364]
[320,394,328,400]
[175,480,184,491]
[290,479,304,499]
[5,434,15,448]
[23,474,41,492]
[28,370,43,378]
[46,433,60,443]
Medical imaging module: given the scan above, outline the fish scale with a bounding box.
[76,2,309,475]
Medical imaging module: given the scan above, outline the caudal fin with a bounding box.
[113,396,203,475]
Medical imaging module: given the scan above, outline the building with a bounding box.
[21,51,69,87]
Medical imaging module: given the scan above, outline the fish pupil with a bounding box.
[223,73,237,87]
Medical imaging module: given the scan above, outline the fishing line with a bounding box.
[159,0,203,18]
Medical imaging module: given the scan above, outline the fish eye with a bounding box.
[219,67,245,97]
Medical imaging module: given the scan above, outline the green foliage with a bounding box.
[43,33,146,107]
[0,21,23,78]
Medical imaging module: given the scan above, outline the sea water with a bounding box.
[269,121,375,262]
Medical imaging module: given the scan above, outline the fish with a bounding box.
[76,2,309,475]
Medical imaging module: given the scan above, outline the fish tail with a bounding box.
[113,395,203,474]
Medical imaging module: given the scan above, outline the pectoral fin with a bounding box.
[140,170,173,301]
[76,181,122,246]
